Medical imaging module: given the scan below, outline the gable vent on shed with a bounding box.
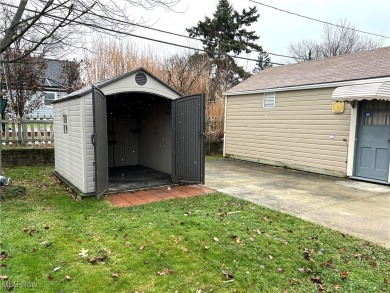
[135,72,147,86]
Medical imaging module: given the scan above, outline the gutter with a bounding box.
[223,77,390,96]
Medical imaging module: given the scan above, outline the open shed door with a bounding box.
[92,86,109,198]
[172,94,205,184]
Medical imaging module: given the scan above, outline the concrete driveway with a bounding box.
[205,158,390,248]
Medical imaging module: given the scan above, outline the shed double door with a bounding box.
[92,88,205,198]
[354,100,390,183]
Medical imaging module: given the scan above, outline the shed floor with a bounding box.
[108,165,173,193]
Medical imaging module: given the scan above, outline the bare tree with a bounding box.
[1,41,46,117]
[289,19,383,62]
[164,52,211,95]
[60,58,84,93]
[0,0,181,63]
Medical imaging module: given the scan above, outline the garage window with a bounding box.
[263,93,275,108]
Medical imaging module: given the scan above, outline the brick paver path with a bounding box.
[106,185,215,207]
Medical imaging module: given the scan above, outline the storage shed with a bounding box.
[223,47,390,185]
[53,68,205,198]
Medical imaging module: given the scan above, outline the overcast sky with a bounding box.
[128,0,390,69]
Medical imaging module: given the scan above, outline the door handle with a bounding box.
[91,134,96,146]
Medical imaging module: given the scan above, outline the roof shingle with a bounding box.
[225,46,390,94]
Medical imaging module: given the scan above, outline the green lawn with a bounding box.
[0,166,389,292]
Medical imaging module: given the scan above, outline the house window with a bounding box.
[44,92,56,105]
[63,114,68,134]
[263,93,275,108]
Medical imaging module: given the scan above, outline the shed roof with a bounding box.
[54,67,182,104]
[225,46,390,95]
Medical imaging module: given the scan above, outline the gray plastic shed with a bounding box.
[53,68,205,198]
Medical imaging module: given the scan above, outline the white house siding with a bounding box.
[53,97,86,192]
[224,88,351,177]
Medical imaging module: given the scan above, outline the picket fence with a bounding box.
[0,114,54,146]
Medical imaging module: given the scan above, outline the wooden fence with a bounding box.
[1,114,54,146]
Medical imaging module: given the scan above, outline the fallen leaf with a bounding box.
[268,255,273,260]
[249,237,254,242]
[40,240,52,247]
[341,271,349,280]
[298,268,305,273]
[222,270,234,279]
[53,266,61,272]
[157,268,174,276]
[64,275,72,281]
[333,283,340,290]
[78,248,89,257]
[47,274,54,280]
[317,283,325,292]
[311,276,323,284]
[5,283,13,291]
[139,245,145,250]
[235,237,241,244]
[213,237,219,242]
[0,275,8,280]
[321,260,334,269]
[112,272,119,278]
[276,268,283,273]
[303,248,313,262]
[88,258,97,264]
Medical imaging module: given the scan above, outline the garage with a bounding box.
[53,68,205,198]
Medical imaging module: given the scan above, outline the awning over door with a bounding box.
[332,81,390,101]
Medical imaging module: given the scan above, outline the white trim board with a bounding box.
[224,77,390,96]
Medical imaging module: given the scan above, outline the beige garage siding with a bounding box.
[224,88,351,177]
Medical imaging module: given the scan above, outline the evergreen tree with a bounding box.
[187,0,261,98]
[253,48,272,74]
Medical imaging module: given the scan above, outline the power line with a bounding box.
[0,2,286,65]
[249,0,390,39]
[82,8,297,59]
[73,19,285,65]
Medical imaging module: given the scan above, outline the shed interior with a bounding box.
[106,93,173,192]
